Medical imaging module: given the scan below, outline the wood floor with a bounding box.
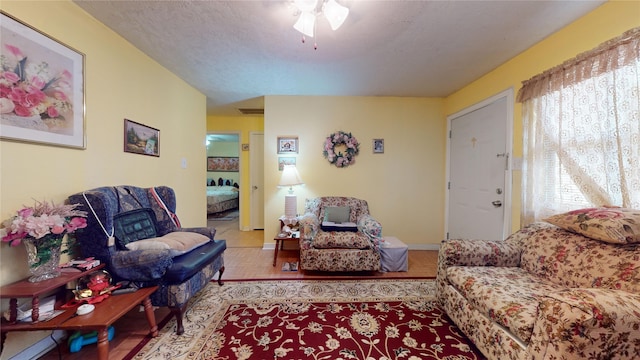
[36,218,438,359]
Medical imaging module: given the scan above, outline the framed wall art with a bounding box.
[373,139,384,154]
[277,136,298,154]
[0,11,86,149]
[278,156,296,171]
[124,119,160,157]
[208,156,239,172]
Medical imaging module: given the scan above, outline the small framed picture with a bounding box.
[124,119,160,157]
[278,156,296,171]
[277,136,298,154]
[242,143,250,151]
[373,139,384,154]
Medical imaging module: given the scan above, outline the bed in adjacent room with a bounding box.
[206,185,239,214]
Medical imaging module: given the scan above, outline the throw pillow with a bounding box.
[544,207,640,244]
[125,231,211,256]
[324,206,351,223]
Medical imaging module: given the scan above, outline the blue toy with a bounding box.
[68,326,115,353]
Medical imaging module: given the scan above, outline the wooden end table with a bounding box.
[1,267,158,360]
[273,232,299,266]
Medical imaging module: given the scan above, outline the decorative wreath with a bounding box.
[323,131,360,168]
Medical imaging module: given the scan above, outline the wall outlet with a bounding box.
[181,158,187,169]
[512,157,523,170]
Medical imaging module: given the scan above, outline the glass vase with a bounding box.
[23,235,63,282]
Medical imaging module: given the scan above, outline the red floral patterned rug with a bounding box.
[129,279,485,360]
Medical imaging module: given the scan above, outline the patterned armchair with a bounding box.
[298,197,382,271]
[68,185,226,335]
[437,208,640,360]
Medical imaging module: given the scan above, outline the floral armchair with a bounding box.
[298,197,382,272]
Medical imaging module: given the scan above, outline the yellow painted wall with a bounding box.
[444,0,640,231]
[0,1,206,357]
[264,96,446,249]
[207,116,264,230]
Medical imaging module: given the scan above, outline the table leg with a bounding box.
[273,239,280,266]
[96,328,109,360]
[142,296,158,337]
[9,298,17,323]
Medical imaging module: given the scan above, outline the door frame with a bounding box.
[206,131,242,229]
[249,131,264,230]
[444,88,514,240]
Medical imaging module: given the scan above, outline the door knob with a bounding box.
[492,200,502,207]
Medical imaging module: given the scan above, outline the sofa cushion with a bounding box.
[446,266,559,343]
[324,206,351,222]
[125,231,210,256]
[113,208,158,250]
[312,231,371,249]
[162,239,227,284]
[544,207,640,244]
[520,225,640,292]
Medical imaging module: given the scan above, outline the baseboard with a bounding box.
[407,244,441,251]
[9,330,66,360]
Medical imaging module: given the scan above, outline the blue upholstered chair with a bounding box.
[68,185,226,335]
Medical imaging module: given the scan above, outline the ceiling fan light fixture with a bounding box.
[323,0,349,30]
[293,11,316,38]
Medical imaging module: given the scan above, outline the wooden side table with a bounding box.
[273,233,299,266]
[273,217,300,266]
[0,267,158,360]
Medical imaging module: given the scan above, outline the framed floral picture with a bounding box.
[0,12,86,149]
[277,136,298,154]
[207,156,239,172]
[124,119,160,157]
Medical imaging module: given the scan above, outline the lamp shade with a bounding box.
[323,0,349,30]
[278,165,304,189]
[293,11,316,38]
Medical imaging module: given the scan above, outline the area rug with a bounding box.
[128,279,485,360]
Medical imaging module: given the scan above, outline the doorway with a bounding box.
[206,133,241,230]
[445,89,513,240]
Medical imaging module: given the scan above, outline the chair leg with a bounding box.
[217,266,225,286]
[170,306,185,335]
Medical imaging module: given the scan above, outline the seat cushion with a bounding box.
[446,266,559,343]
[162,239,227,284]
[312,231,371,249]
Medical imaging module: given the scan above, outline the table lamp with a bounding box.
[278,164,304,219]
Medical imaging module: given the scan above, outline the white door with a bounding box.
[250,132,264,230]
[447,91,512,240]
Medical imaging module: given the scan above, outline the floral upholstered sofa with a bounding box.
[298,197,382,271]
[437,207,640,360]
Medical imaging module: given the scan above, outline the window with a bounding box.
[518,27,640,225]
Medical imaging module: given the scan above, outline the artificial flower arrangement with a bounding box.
[0,200,87,267]
[323,130,360,168]
[0,43,74,124]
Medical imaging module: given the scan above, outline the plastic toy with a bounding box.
[68,326,115,353]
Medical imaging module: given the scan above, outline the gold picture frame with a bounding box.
[0,11,86,149]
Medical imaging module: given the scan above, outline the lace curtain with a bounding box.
[518,27,640,225]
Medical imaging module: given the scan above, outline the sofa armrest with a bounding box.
[436,239,522,305]
[358,214,382,241]
[530,288,640,359]
[177,226,216,240]
[110,249,173,282]
[299,213,319,240]
[439,238,522,268]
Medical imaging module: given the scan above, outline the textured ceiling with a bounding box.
[73,0,605,116]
